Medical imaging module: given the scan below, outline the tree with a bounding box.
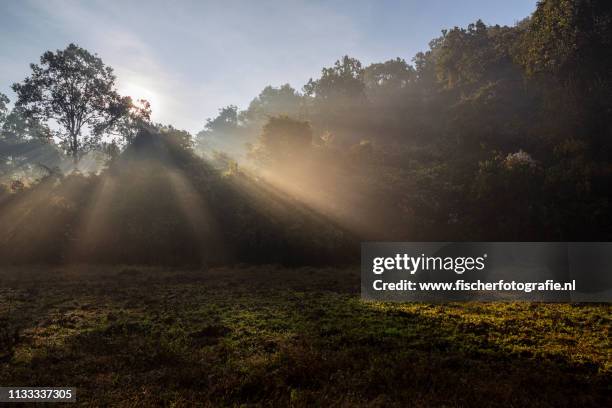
[203,105,239,134]
[362,58,415,93]
[434,20,522,90]
[242,84,303,123]
[303,56,367,137]
[0,93,9,126]
[0,93,61,178]
[303,56,365,101]
[195,105,243,154]
[521,0,612,84]
[248,115,312,166]
[12,43,131,162]
[520,0,612,157]
[112,98,152,144]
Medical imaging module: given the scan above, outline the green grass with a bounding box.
[0,265,610,407]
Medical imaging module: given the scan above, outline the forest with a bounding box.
[0,1,611,406]
[1,0,612,266]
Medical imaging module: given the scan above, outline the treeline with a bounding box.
[0,43,359,266]
[0,126,356,265]
[1,0,611,266]
[199,0,612,241]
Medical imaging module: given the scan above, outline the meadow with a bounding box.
[1,266,609,407]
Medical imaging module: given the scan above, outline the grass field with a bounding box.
[0,265,610,407]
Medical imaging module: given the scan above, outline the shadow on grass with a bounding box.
[1,266,610,407]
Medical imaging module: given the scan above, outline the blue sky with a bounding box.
[0,0,536,133]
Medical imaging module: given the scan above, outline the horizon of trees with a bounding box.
[198,0,612,242]
[1,0,611,266]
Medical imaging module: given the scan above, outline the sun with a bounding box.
[119,82,161,116]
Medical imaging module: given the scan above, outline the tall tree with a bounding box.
[520,0,612,156]
[521,0,612,85]
[12,43,131,162]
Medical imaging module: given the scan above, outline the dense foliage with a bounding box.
[199,0,612,242]
[1,0,612,265]
[0,126,356,265]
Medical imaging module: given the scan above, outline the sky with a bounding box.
[0,0,537,133]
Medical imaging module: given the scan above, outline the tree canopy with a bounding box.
[2,0,612,266]
[12,44,134,161]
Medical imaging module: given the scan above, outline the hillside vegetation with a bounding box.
[2,1,612,266]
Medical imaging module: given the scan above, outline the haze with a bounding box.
[0,0,535,132]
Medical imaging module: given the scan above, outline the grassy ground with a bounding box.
[0,265,610,407]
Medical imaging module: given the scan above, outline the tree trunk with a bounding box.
[71,131,79,168]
